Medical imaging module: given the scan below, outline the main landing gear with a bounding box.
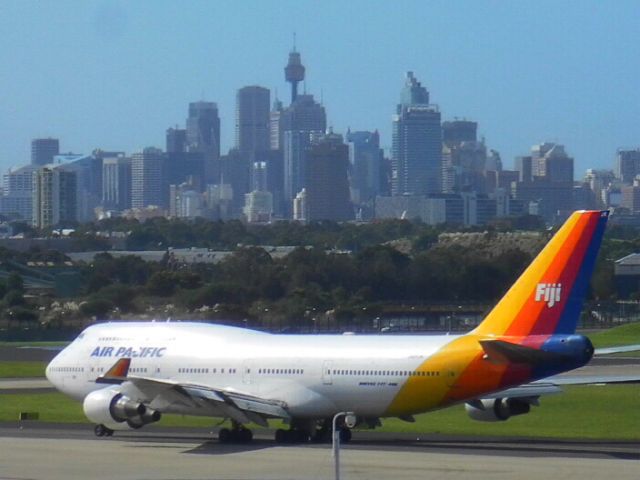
[94,424,114,437]
[273,419,352,444]
[218,420,253,444]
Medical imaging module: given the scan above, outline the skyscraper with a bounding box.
[305,132,353,222]
[391,72,442,196]
[102,154,132,211]
[166,127,187,153]
[186,101,220,158]
[280,94,327,205]
[615,149,640,184]
[131,148,167,209]
[236,86,270,155]
[32,166,77,228]
[442,120,477,148]
[31,138,60,166]
[346,130,384,207]
[270,98,284,150]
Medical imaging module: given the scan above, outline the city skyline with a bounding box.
[1,1,639,176]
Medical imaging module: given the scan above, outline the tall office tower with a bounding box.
[284,47,305,104]
[31,138,60,166]
[346,130,384,207]
[270,99,284,150]
[166,127,187,153]
[131,148,167,209]
[284,130,313,205]
[531,143,574,182]
[515,156,533,182]
[1,165,38,221]
[56,153,104,222]
[32,167,77,228]
[305,132,353,222]
[442,120,477,148]
[236,86,270,155]
[391,72,442,196]
[102,154,132,211]
[186,101,220,158]
[280,94,327,210]
[615,149,640,184]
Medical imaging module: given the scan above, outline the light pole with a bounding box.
[332,411,356,480]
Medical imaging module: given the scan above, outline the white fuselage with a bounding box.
[46,322,458,418]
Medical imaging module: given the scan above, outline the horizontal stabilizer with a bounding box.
[480,340,568,365]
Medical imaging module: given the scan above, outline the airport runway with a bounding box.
[0,423,638,480]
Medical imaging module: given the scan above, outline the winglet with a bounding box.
[96,358,131,384]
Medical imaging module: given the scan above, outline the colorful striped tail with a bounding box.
[473,210,608,337]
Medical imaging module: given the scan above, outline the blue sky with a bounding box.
[0,0,638,176]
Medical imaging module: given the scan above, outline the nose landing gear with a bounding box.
[94,424,114,437]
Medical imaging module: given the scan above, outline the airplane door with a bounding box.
[322,361,332,385]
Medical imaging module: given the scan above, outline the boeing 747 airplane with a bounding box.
[46,210,639,443]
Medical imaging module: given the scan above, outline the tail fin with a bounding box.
[473,210,608,337]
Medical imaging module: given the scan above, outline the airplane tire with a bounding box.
[94,424,106,437]
[239,428,253,443]
[219,428,232,443]
[275,429,287,444]
[339,428,352,443]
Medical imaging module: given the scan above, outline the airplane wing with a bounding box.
[96,359,290,426]
[594,344,640,355]
[478,373,640,400]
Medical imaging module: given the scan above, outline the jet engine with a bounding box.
[465,398,531,422]
[83,387,161,430]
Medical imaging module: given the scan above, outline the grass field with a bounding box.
[0,385,638,439]
[589,322,640,348]
[0,362,46,378]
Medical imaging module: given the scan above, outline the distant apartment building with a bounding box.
[621,181,640,214]
[243,190,273,223]
[1,165,38,222]
[32,166,77,228]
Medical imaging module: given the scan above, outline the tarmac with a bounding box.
[0,424,638,480]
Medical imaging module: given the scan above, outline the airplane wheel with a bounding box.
[339,428,352,443]
[94,424,106,437]
[275,429,287,444]
[219,428,232,443]
[105,428,114,437]
[239,428,253,443]
[295,430,311,443]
